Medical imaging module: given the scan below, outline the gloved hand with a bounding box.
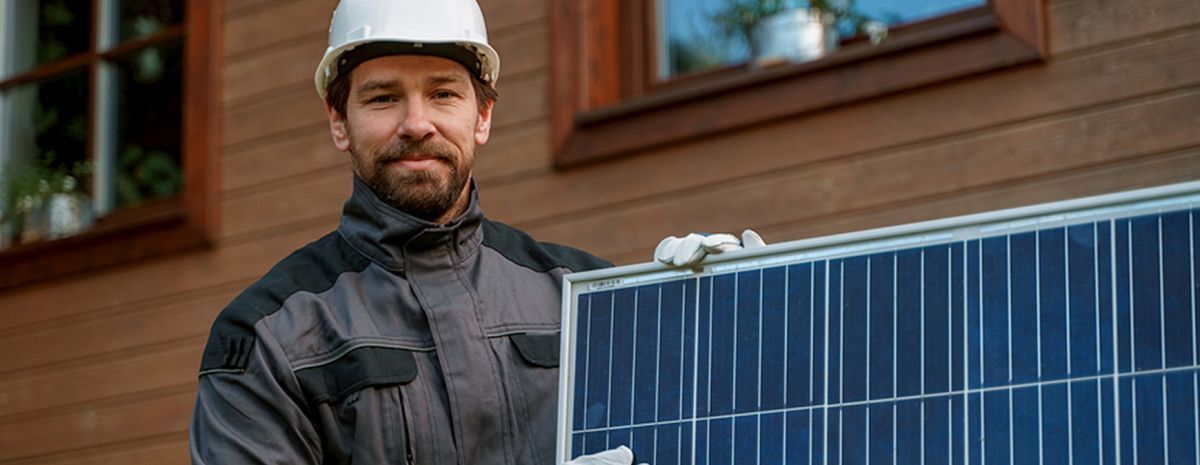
[654,229,766,267]
[564,446,646,465]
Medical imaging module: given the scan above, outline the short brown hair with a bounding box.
[325,68,498,117]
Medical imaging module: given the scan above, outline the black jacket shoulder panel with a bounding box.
[481,219,612,273]
[199,232,372,373]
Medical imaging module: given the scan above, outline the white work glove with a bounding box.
[654,229,766,267]
[564,446,646,465]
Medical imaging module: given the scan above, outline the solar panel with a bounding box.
[556,181,1200,465]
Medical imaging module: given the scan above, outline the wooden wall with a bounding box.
[0,0,1196,462]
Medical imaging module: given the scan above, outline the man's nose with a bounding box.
[399,100,436,140]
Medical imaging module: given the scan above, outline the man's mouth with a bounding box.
[384,153,446,171]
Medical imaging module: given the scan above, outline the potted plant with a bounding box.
[0,155,93,248]
[712,0,887,66]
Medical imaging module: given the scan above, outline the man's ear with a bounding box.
[474,99,493,146]
[325,103,351,152]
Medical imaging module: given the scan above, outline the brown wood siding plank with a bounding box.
[222,127,346,194]
[474,122,553,183]
[479,25,1200,227]
[223,33,326,105]
[0,293,226,375]
[224,0,334,58]
[522,88,1200,259]
[480,0,546,33]
[0,222,331,333]
[1049,0,1200,54]
[0,390,194,462]
[0,344,201,419]
[5,436,188,465]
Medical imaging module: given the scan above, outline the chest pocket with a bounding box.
[295,346,418,465]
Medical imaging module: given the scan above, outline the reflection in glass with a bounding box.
[0,70,92,247]
[2,0,93,77]
[118,0,185,43]
[658,0,987,79]
[109,40,184,208]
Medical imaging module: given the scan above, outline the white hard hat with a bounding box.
[314,0,501,100]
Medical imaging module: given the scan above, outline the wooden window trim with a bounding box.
[0,0,221,288]
[550,0,1047,167]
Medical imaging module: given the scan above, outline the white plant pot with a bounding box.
[750,8,838,66]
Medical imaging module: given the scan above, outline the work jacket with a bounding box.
[190,178,610,464]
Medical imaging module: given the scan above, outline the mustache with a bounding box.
[374,140,455,166]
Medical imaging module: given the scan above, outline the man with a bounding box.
[190,0,757,463]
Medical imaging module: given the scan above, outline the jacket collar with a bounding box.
[337,176,484,271]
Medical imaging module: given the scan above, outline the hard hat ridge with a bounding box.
[314,0,501,100]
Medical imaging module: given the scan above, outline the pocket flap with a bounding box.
[295,346,418,403]
[510,333,560,368]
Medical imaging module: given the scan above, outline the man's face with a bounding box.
[325,55,493,223]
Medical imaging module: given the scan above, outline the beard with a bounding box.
[350,136,472,223]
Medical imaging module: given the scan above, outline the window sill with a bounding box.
[0,197,213,288]
[550,3,1047,167]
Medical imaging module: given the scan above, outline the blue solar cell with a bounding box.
[1131,215,1164,372]
[585,291,612,428]
[631,425,655,463]
[983,390,1011,465]
[924,396,950,465]
[1070,380,1100,465]
[1040,228,1070,382]
[827,407,842,465]
[894,399,919,465]
[1067,223,1099,377]
[1097,222,1115,376]
[844,256,869,402]
[660,280,685,421]
[1010,232,1039,384]
[697,277,712,418]
[843,405,866,465]
[633,285,659,424]
[573,295,590,431]
[710,274,736,416]
[733,416,756,465]
[761,267,787,411]
[734,270,761,414]
[609,288,636,427]
[1165,371,1197,465]
[1042,383,1069,465]
[1162,211,1193,369]
[896,250,922,398]
[1193,210,1200,365]
[1133,374,1165,464]
[868,403,894,465]
[1116,219,1134,374]
[657,423,681,465]
[786,264,813,408]
[869,253,896,401]
[1012,386,1039,465]
[708,418,732,465]
[829,260,843,405]
[1118,376,1135,465]
[924,245,952,395]
[785,410,810,465]
[564,194,1199,464]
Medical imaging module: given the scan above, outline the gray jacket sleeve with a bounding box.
[190,326,321,464]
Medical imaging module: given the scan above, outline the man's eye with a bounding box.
[369,95,396,103]
[433,90,456,99]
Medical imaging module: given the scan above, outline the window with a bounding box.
[0,0,219,288]
[550,0,1046,166]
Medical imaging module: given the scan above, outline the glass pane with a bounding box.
[0,70,92,248]
[657,0,988,79]
[117,0,185,43]
[2,0,94,77]
[109,40,184,209]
